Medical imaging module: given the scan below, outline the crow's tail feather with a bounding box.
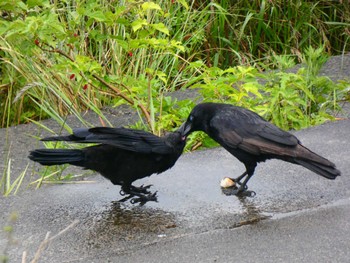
[295,159,341,179]
[28,149,85,166]
[292,144,341,180]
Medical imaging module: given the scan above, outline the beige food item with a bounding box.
[220,177,236,188]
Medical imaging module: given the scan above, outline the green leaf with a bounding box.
[27,0,49,8]
[242,82,263,98]
[75,55,102,73]
[155,71,167,84]
[115,39,128,50]
[87,11,107,22]
[131,19,148,32]
[151,23,169,35]
[141,2,161,11]
[0,0,28,11]
[90,30,108,41]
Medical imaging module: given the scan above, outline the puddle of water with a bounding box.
[81,194,271,254]
[95,201,177,231]
[82,201,179,252]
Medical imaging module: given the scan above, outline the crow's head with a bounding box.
[180,103,218,136]
[164,131,187,153]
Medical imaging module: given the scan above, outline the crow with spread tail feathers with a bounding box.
[181,102,341,196]
[29,127,186,205]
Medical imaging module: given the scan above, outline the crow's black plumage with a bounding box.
[29,127,186,204]
[181,102,341,195]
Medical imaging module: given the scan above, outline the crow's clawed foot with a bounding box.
[118,185,158,205]
[119,184,153,196]
[130,184,153,195]
[130,191,158,206]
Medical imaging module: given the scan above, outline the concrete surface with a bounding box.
[1,54,350,262]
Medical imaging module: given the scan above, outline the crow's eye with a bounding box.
[189,115,194,121]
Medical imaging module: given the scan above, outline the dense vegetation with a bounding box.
[1,0,350,151]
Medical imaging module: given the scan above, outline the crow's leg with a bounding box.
[235,172,256,197]
[224,171,248,190]
[234,171,248,183]
[118,184,158,205]
[225,164,257,197]
[222,175,256,197]
[237,163,256,191]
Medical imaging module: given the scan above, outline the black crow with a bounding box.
[181,102,341,196]
[29,127,186,204]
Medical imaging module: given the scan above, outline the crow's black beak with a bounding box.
[178,121,192,138]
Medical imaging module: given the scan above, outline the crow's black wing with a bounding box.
[41,128,90,142]
[209,107,299,155]
[41,127,175,154]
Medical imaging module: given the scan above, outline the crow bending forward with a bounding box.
[181,102,341,196]
[29,127,186,204]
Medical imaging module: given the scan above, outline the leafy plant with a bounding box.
[0,0,189,130]
[1,0,350,128]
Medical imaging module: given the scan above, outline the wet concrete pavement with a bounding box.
[1,54,350,262]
